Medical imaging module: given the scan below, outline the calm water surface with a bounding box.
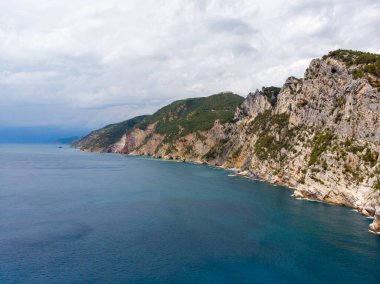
[0,144,379,283]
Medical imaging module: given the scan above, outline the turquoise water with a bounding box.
[0,144,379,283]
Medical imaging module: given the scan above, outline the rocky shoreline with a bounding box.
[100,151,380,234]
[74,50,380,234]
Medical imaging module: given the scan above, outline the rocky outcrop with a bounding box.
[234,89,272,120]
[216,55,380,233]
[74,50,380,233]
[369,207,380,234]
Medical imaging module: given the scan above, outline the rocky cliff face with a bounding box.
[74,50,380,233]
[217,55,380,234]
[73,92,244,160]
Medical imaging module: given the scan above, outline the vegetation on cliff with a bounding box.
[74,93,244,150]
[251,110,293,162]
[308,132,335,166]
[137,92,244,140]
[73,115,148,151]
[324,49,380,89]
[261,86,281,106]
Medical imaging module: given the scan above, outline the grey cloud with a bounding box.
[209,18,258,35]
[232,43,258,56]
[0,0,378,129]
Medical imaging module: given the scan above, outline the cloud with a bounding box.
[0,0,379,129]
[209,18,259,35]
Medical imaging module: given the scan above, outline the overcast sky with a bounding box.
[0,0,379,130]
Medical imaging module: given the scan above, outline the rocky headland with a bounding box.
[73,50,380,233]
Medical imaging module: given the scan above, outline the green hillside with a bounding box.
[137,92,244,140]
[73,115,149,150]
[74,92,244,150]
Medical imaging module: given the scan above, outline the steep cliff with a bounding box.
[216,51,380,233]
[73,115,149,152]
[73,92,244,159]
[74,50,380,233]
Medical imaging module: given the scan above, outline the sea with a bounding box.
[0,144,379,283]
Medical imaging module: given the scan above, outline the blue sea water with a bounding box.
[0,144,379,284]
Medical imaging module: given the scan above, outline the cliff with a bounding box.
[74,50,380,233]
[73,92,244,157]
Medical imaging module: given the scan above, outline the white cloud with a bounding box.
[0,0,379,128]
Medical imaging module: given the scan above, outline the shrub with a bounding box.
[363,149,379,167]
[374,180,380,190]
[261,86,281,106]
[344,164,363,184]
[336,96,346,108]
[203,148,217,160]
[348,145,365,154]
[308,132,335,166]
[322,161,328,171]
[231,147,242,159]
[298,176,305,184]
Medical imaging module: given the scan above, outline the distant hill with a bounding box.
[73,115,149,151]
[73,92,244,152]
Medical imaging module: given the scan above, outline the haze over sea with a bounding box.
[0,144,379,283]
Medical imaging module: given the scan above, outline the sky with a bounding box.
[0,0,379,132]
